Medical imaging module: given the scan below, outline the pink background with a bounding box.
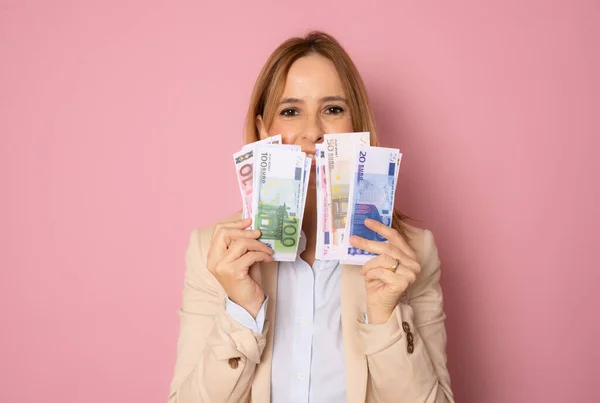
[1,1,599,402]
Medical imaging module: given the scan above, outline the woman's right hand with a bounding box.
[206,217,274,318]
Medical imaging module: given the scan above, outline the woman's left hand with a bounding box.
[349,218,422,324]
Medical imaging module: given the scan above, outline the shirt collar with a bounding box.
[294,231,339,271]
[298,231,307,254]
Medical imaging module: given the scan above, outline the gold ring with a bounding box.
[389,259,400,272]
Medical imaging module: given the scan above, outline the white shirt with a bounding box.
[225,234,346,403]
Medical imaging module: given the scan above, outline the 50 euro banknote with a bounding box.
[322,132,370,259]
[343,146,402,265]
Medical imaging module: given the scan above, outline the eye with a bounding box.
[325,106,345,115]
[280,108,299,117]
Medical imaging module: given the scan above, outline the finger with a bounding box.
[364,267,400,284]
[364,218,416,259]
[350,235,417,267]
[393,266,418,285]
[212,225,258,253]
[360,254,399,275]
[363,256,420,278]
[364,264,418,285]
[349,235,401,259]
[215,217,253,232]
[224,238,274,261]
[222,229,262,245]
[212,218,253,243]
[363,218,398,240]
[215,251,273,279]
[235,251,275,271]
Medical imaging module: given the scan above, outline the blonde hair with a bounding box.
[245,31,412,242]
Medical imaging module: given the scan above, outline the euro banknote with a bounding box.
[234,133,402,264]
[251,145,306,261]
[233,134,282,218]
[298,153,313,238]
[322,132,370,259]
[343,146,402,265]
[315,143,328,259]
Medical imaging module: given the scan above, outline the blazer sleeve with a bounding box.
[358,229,454,403]
[168,229,268,403]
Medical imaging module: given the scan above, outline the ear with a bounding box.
[255,115,268,140]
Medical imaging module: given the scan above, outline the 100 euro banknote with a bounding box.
[344,146,402,265]
[233,134,282,218]
[252,145,306,261]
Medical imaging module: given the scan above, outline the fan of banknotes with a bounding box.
[233,132,402,263]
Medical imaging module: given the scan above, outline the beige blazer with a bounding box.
[169,217,454,403]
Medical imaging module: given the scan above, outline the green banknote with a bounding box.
[252,145,306,261]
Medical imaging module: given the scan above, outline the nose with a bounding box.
[299,116,324,151]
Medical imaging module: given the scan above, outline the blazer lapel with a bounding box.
[341,264,368,403]
[251,260,279,403]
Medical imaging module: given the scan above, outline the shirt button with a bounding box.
[228,357,240,369]
[301,318,307,325]
[298,373,304,380]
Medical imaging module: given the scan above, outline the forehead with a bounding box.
[281,54,346,99]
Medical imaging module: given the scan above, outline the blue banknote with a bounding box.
[346,147,401,262]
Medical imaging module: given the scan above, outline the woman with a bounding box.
[169,31,453,403]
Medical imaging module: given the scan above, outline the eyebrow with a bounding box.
[278,95,347,105]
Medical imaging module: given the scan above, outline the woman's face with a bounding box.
[257,54,354,156]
